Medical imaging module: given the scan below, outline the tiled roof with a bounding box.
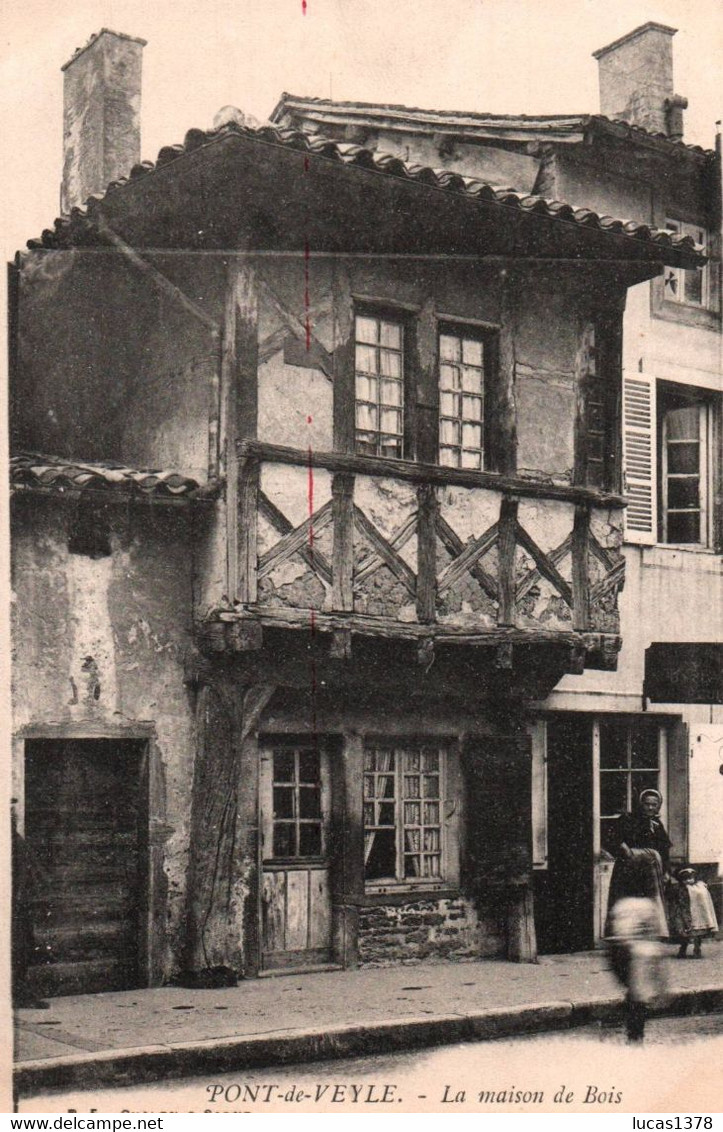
[26,120,704,263]
[10,453,212,500]
[271,94,715,158]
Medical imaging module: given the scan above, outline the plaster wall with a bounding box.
[11,495,198,977]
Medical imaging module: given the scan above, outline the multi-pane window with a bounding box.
[355,313,404,458]
[364,744,444,885]
[659,390,710,546]
[270,748,323,859]
[599,722,659,853]
[438,331,484,469]
[664,220,709,308]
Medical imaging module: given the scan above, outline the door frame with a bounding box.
[257,733,340,972]
[16,722,165,987]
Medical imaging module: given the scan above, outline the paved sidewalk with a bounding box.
[14,944,723,1095]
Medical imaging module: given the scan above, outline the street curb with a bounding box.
[14,986,723,1097]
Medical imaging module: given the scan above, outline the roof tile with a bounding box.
[25,120,705,262]
[10,453,211,501]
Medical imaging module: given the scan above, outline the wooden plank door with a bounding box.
[23,738,146,997]
[260,744,333,970]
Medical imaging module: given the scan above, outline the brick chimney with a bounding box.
[61,29,146,213]
[592,22,687,139]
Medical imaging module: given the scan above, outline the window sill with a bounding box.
[361,886,459,907]
[652,300,720,333]
[640,544,722,573]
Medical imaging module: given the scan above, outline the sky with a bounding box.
[1,0,722,260]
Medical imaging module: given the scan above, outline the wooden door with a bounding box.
[534,718,594,954]
[260,743,333,970]
[23,738,146,997]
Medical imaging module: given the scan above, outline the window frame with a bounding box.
[261,744,330,865]
[663,219,710,310]
[597,720,666,857]
[363,741,448,892]
[578,316,621,493]
[353,306,411,460]
[657,383,713,549]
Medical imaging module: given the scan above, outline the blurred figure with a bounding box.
[607,896,668,1043]
[668,866,719,959]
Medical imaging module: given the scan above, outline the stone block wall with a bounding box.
[357,896,504,965]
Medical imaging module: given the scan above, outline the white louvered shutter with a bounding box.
[622,372,657,545]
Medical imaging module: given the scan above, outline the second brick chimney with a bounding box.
[593,22,687,139]
[61,29,146,213]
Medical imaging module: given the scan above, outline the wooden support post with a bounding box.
[331,473,355,611]
[506,886,537,962]
[416,481,438,624]
[496,641,514,670]
[417,636,435,667]
[228,619,263,652]
[331,731,364,967]
[414,298,439,465]
[497,496,518,626]
[572,503,590,631]
[332,267,356,453]
[568,644,586,675]
[330,628,352,660]
[237,455,259,605]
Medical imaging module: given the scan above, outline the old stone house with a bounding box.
[9,27,709,996]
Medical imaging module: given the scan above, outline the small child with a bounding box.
[607,896,669,1043]
[668,867,719,959]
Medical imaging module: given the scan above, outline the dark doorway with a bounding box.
[535,718,594,953]
[22,738,147,997]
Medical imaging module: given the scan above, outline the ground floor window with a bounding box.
[599,720,661,854]
[364,742,445,886]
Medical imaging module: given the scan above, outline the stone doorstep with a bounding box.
[14,986,723,1098]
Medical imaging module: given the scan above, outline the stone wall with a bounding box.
[357,897,503,965]
[11,494,198,979]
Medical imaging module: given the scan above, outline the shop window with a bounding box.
[663,221,710,309]
[364,743,445,886]
[354,312,405,458]
[599,721,660,854]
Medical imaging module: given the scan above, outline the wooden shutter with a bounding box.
[530,721,548,869]
[622,372,657,544]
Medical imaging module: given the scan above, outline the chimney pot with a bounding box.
[592,22,685,139]
[61,29,146,213]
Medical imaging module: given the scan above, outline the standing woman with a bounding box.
[605,788,671,938]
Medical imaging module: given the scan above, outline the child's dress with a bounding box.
[668,877,718,943]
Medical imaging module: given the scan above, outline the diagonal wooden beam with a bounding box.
[353,506,417,597]
[436,520,499,597]
[257,490,332,585]
[258,499,333,579]
[514,521,573,608]
[435,512,498,601]
[590,558,626,605]
[355,511,418,583]
[588,531,617,573]
[94,220,220,334]
[256,274,333,378]
[515,533,573,602]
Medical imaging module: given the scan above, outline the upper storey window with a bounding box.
[438,330,485,469]
[355,313,405,458]
[664,221,710,309]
